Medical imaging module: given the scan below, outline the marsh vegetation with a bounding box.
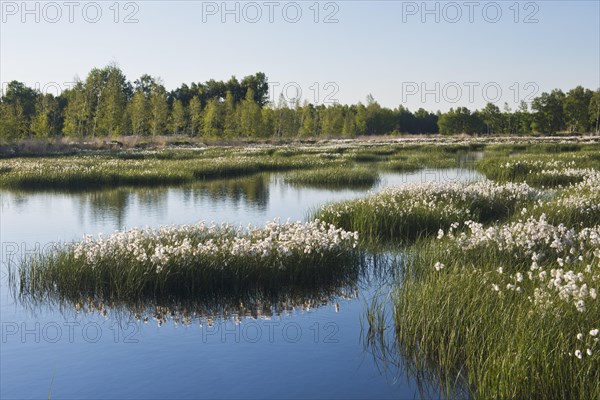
[10,137,600,399]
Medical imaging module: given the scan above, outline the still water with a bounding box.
[1,168,481,399]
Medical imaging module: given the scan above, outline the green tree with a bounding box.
[95,65,129,136]
[365,95,378,134]
[0,102,24,141]
[502,103,513,134]
[0,81,37,139]
[84,67,110,136]
[4,64,600,140]
[299,102,318,137]
[480,103,502,134]
[354,103,368,135]
[363,95,395,134]
[513,101,532,135]
[395,105,416,133]
[150,84,168,136]
[413,108,438,134]
[62,82,88,137]
[342,108,357,137]
[589,89,600,134]
[2,81,37,121]
[319,104,344,135]
[31,94,59,138]
[189,96,203,136]
[564,86,593,133]
[170,99,187,135]
[225,76,243,103]
[203,98,223,137]
[223,91,238,137]
[438,107,484,135]
[134,74,156,97]
[260,107,274,137]
[240,72,269,106]
[129,91,150,136]
[239,89,262,137]
[531,90,565,134]
[273,94,293,137]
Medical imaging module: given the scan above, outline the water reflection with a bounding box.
[86,188,135,227]
[0,168,483,399]
[12,252,399,331]
[21,285,360,329]
[362,329,472,400]
[83,175,270,225]
[361,289,472,400]
[4,174,272,229]
[2,168,483,240]
[193,174,269,209]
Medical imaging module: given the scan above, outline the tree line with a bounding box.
[439,88,600,135]
[1,64,598,141]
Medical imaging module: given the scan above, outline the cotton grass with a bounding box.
[19,220,361,299]
[314,180,542,242]
[392,215,600,399]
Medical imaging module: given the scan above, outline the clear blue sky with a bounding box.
[1,1,598,111]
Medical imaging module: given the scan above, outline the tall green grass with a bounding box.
[313,181,541,242]
[517,172,600,227]
[284,166,380,189]
[0,151,341,189]
[0,142,479,190]
[477,144,600,187]
[390,218,600,399]
[18,220,362,300]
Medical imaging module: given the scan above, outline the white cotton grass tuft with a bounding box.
[28,219,363,298]
[71,219,360,273]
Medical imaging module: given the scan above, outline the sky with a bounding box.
[1,0,599,111]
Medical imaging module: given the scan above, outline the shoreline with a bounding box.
[2,133,600,158]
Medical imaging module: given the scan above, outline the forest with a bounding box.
[1,64,599,141]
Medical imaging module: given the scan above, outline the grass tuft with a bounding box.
[284,166,380,189]
[314,180,541,242]
[18,220,362,299]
